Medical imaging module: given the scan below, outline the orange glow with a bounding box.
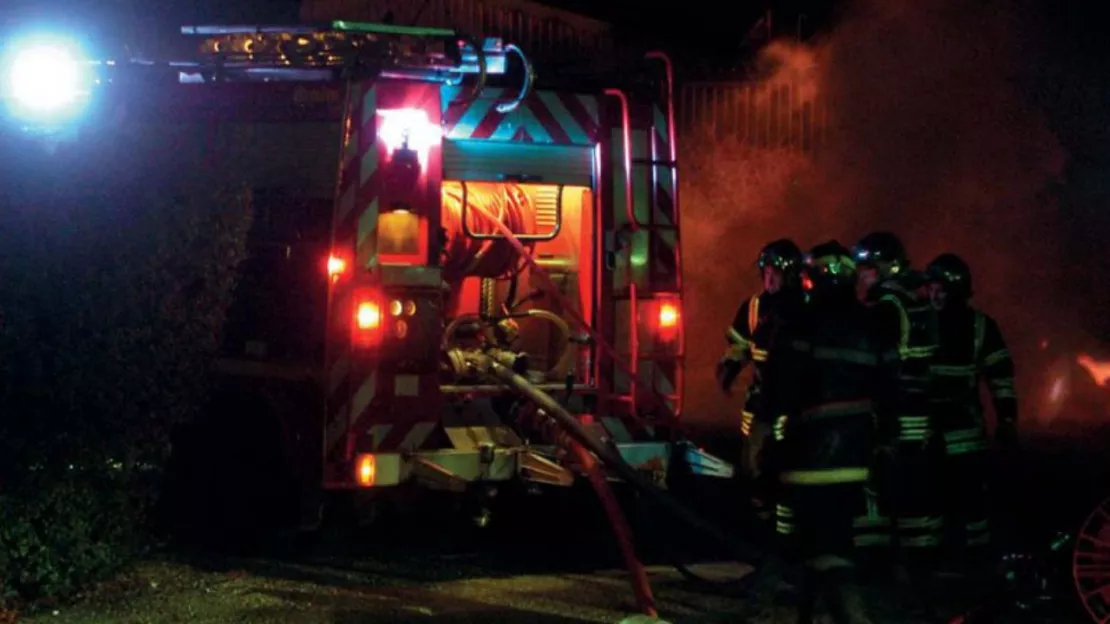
[327,254,346,278]
[1077,353,1110,388]
[658,302,680,329]
[439,181,590,281]
[377,210,422,259]
[355,454,376,487]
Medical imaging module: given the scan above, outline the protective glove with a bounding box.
[716,357,742,395]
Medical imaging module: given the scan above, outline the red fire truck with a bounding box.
[0,21,733,529]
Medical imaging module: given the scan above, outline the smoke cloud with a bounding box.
[681,0,1079,431]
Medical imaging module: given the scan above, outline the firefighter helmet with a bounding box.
[756,238,803,274]
[852,231,908,276]
[803,240,857,294]
[926,253,973,301]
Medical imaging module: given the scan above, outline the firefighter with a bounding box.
[716,238,806,522]
[925,253,1018,570]
[851,231,943,562]
[764,240,901,624]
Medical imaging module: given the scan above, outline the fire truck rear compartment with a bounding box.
[349,179,598,491]
[440,180,594,384]
[350,173,732,493]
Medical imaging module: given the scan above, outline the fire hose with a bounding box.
[452,349,768,592]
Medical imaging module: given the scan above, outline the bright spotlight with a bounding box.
[10,44,84,111]
[2,38,92,125]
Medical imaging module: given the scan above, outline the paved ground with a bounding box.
[23,427,1108,624]
[22,531,1088,624]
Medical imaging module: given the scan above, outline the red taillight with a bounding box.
[658,302,679,329]
[352,291,383,348]
[327,254,347,279]
[655,300,680,342]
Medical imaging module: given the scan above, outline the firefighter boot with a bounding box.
[821,565,872,624]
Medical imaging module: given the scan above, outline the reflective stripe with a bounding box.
[773,414,788,441]
[948,440,988,454]
[898,415,932,441]
[881,294,939,360]
[741,411,754,437]
[855,534,892,546]
[904,346,938,359]
[812,346,878,366]
[781,467,870,485]
[897,516,944,530]
[751,348,768,362]
[988,377,1014,390]
[973,311,986,362]
[988,377,1015,399]
[902,535,942,547]
[983,348,1010,367]
[726,326,750,348]
[748,294,760,336]
[945,427,988,455]
[775,503,794,535]
[945,427,984,442]
[723,343,747,362]
[932,364,975,377]
[802,399,874,419]
[854,492,889,546]
[881,294,911,355]
[853,515,891,528]
[967,517,991,547]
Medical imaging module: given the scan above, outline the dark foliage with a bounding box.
[0,132,252,605]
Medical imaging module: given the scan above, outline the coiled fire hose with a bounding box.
[440,182,535,281]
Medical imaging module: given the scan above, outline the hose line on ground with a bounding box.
[475,354,766,568]
[567,438,658,618]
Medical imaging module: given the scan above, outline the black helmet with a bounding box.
[852,231,908,276]
[804,240,858,295]
[757,238,803,275]
[926,253,973,302]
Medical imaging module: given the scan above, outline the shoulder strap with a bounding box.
[748,294,761,335]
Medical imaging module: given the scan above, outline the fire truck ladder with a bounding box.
[604,52,686,431]
[137,20,513,93]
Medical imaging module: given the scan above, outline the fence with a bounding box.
[677,77,829,154]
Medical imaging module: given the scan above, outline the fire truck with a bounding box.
[0,21,734,531]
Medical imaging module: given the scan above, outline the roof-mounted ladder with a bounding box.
[142,20,511,89]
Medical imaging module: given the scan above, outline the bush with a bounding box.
[0,136,253,605]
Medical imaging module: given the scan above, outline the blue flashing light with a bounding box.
[1,34,94,129]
